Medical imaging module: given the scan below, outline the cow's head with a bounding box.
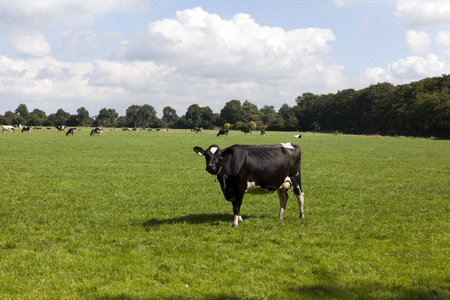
[193,144,223,175]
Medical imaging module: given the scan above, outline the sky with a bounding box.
[0,0,449,118]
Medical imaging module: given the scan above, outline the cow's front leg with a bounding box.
[231,197,244,227]
[277,189,289,220]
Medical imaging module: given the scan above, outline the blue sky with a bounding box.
[0,0,449,117]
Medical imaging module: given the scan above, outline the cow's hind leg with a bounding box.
[293,187,305,219]
[277,189,289,220]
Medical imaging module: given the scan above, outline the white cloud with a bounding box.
[363,54,446,85]
[89,60,175,90]
[362,67,392,83]
[390,54,445,79]
[395,0,450,28]
[62,30,122,56]
[405,30,432,53]
[0,0,149,32]
[0,6,347,115]
[0,56,93,105]
[435,30,450,60]
[8,33,51,57]
[332,0,394,7]
[116,7,341,86]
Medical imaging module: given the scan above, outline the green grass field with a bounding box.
[0,129,449,299]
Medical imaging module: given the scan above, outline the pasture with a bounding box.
[0,128,448,299]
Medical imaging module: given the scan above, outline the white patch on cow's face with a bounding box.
[210,146,218,154]
[281,142,295,149]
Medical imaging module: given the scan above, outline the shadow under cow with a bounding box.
[141,213,257,230]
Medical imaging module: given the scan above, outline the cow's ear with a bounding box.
[221,148,233,158]
[193,147,205,156]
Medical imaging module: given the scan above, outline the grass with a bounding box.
[0,128,449,299]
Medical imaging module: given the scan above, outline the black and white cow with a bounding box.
[21,126,32,133]
[66,128,75,135]
[217,129,229,137]
[2,125,15,133]
[194,142,304,227]
[90,127,103,136]
[241,129,252,134]
[293,134,302,138]
[261,129,266,136]
[56,125,66,131]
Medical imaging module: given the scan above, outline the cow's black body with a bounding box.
[66,128,75,135]
[90,128,103,136]
[217,129,228,137]
[194,143,304,227]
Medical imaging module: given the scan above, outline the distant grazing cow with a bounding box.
[194,127,203,133]
[217,129,229,137]
[194,143,304,227]
[242,129,252,134]
[66,128,75,136]
[90,128,103,136]
[21,126,32,133]
[2,125,15,133]
[261,129,266,136]
[56,125,66,131]
[293,135,302,138]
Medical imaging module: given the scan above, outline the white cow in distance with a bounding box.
[2,125,15,133]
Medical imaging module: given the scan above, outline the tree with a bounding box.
[220,100,245,124]
[162,106,179,127]
[137,104,157,127]
[278,103,298,131]
[201,106,215,128]
[295,93,323,132]
[126,105,140,127]
[54,108,71,125]
[185,104,202,127]
[76,107,90,126]
[242,100,259,122]
[3,111,17,125]
[15,104,29,120]
[235,121,248,130]
[97,108,118,127]
[259,105,277,128]
[28,109,46,126]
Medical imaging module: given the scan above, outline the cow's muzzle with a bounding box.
[206,165,217,175]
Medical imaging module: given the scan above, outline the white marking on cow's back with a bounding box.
[210,146,218,154]
[281,142,295,149]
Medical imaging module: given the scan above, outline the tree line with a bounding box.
[1,75,448,138]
